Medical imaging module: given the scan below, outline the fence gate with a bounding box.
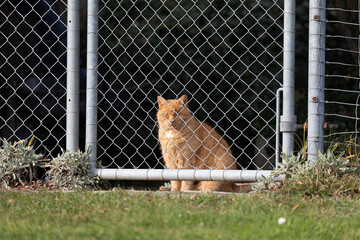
[85,0,294,182]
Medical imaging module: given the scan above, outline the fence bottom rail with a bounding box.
[93,169,283,182]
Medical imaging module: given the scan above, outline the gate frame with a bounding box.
[85,0,295,182]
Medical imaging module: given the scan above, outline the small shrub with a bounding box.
[254,145,360,197]
[0,137,43,188]
[282,147,360,197]
[46,148,109,190]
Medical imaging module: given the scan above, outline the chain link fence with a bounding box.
[0,0,67,158]
[93,0,284,176]
[0,0,289,183]
[3,0,360,184]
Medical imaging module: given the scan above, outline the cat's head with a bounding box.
[157,95,191,130]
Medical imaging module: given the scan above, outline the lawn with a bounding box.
[1,190,360,240]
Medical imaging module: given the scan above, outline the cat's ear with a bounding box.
[157,96,167,108]
[179,95,188,105]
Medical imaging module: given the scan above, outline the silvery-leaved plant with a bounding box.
[0,137,43,188]
[253,144,360,196]
[46,148,109,191]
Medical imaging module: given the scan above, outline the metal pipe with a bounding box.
[276,88,283,168]
[84,1,288,181]
[86,0,99,171]
[93,169,284,182]
[308,0,326,161]
[282,0,297,156]
[66,0,80,151]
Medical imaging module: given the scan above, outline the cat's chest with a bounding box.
[159,128,194,143]
[164,130,179,139]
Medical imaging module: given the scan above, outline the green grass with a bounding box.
[1,190,360,240]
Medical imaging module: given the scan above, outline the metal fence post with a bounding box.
[86,0,99,172]
[308,0,326,161]
[66,0,80,151]
[281,0,297,156]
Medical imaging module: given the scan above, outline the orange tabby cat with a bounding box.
[157,95,238,192]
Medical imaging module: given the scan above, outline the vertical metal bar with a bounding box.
[308,0,326,161]
[282,0,297,156]
[86,0,99,171]
[276,88,283,169]
[66,0,80,151]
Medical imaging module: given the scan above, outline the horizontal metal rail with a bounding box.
[93,169,283,182]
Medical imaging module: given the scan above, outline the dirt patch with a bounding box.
[2,180,56,192]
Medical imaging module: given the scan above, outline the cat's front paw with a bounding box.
[170,180,182,191]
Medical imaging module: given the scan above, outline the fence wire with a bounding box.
[3,0,360,181]
[96,0,284,171]
[324,2,360,154]
[0,0,67,157]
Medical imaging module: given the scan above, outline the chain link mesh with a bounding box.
[96,0,283,171]
[0,0,67,157]
[4,0,360,175]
